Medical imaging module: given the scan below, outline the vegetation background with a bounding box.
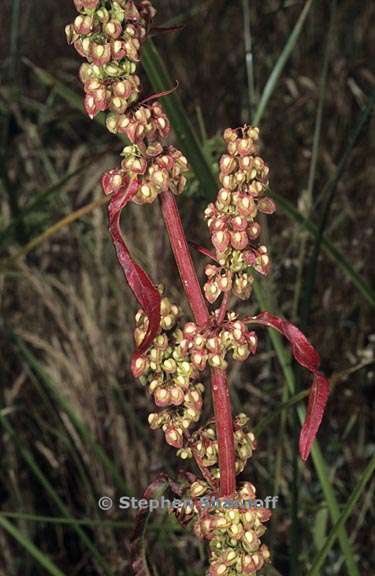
[0,0,374,575]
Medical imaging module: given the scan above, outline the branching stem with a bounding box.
[159,190,236,496]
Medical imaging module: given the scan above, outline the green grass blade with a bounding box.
[0,413,114,576]
[254,0,314,125]
[292,1,335,318]
[253,389,309,436]
[142,39,217,199]
[271,191,375,308]
[300,89,375,326]
[0,512,133,529]
[308,454,375,575]
[253,281,360,576]
[242,0,256,119]
[0,515,66,576]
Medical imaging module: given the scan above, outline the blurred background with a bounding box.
[0,0,374,575]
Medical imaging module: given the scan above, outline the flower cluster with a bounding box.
[181,414,257,478]
[132,291,259,454]
[66,0,189,206]
[66,0,155,119]
[204,126,276,303]
[193,482,271,576]
[132,291,206,449]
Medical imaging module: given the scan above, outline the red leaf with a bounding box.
[107,177,161,356]
[299,372,329,461]
[130,474,171,576]
[189,240,218,262]
[243,311,329,461]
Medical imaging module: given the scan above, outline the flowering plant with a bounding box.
[66,1,329,573]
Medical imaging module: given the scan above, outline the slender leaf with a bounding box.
[271,191,375,308]
[308,454,375,575]
[254,0,315,124]
[0,515,66,576]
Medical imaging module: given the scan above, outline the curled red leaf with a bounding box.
[130,474,171,576]
[243,311,329,461]
[107,177,161,356]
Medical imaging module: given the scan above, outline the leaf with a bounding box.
[244,311,329,461]
[107,178,161,356]
[189,240,217,262]
[0,515,65,576]
[130,474,170,576]
[308,453,375,576]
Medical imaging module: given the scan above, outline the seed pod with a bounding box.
[165,426,183,448]
[212,230,230,253]
[91,42,112,66]
[154,387,171,408]
[73,14,94,35]
[104,20,123,39]
[204,280,221,304]
[258,197,276,214]
[230,230,249,250]
[220,154,237,175]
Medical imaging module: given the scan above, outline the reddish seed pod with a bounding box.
[246,331,258,354]
[74,38,91,59]
[211,216,228,232]
[74,0,99,9]
[101,169,125,195]
[191,350,207,371]
[131,354,148,377]
[235,194,256,218]
[73,15,93,35]
[111,40,127,61]
[217,272,232,293]
[230,230,249,250]
[243,250,257,267]
[110,96,127,114]
[205,264,219,278]
[91,42,112,66]
[212,230,230,253]
[165,426,183,448]
[154,387,171,408]
[230,215,248,232]
[247,222,261,240]
[204,280,221,304]
[104,20,123,39]
[206,336,221,354]
[220,154,237,175]
[258,197,276,214]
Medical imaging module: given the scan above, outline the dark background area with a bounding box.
[0,1,374,575]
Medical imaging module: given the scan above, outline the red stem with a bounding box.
[159,190,236,496]
[158,190,209,327]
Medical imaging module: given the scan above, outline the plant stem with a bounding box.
[158,190,208,326]
[159,190,236,496]
[210,368,236,496]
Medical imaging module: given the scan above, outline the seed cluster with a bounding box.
[194,482,271,576]
[181,414,256,479]
[132,293,259,452]
[204,126,276,303]
[66,0,189,205]
[132,292,206,449]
